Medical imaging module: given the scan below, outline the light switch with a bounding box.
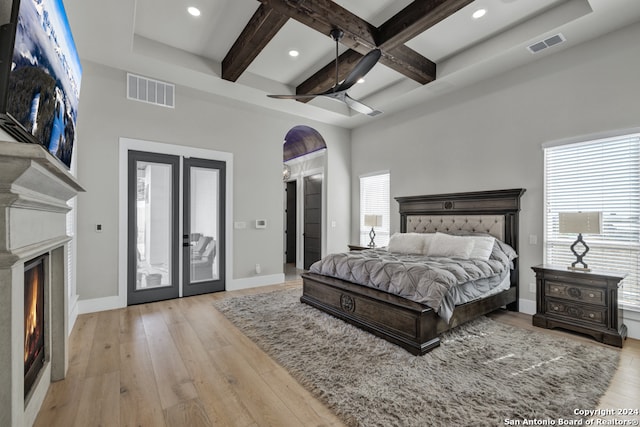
[529,234,537,245]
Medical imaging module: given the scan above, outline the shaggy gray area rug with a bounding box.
[213,288,620,427]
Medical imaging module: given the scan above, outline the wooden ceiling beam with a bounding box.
[260,0,378,52]
[222,4,289,82]
[225,0,476,96]
[378,0,475,51]
[259,0,437,87]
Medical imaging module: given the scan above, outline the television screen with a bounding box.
[3,0,82,168]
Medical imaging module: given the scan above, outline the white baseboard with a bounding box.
[77,295,125,315]
[77,274,287,314]
[622,308,640,340]
[69,294,79,336]
[518,298,536,315]
[229,273,286,291]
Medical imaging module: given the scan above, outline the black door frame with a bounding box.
[127,150,180,305]
[182,157,226,296]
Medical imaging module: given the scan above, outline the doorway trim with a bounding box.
[285,165,326,270]
[117,137,233,308]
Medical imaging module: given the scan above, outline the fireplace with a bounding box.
[24,255,46,399]
[1,139,84,426]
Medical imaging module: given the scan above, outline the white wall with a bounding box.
[75,60,350,303]
[351,22,640,334]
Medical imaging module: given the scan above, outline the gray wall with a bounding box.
[75,61,350,301]
[351,21,640,305]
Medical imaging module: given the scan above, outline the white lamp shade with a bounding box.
[558,212,602,234]
[364,214,382,228]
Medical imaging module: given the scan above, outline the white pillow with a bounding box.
[468,236,496,261]
[387,233,426,254]
[426,232,474,259]
[422,233,436,254]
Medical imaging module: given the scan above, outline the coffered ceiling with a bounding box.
[63,0,640,128]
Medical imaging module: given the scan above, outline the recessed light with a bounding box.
[187,7,201,17]
[288,50,299,57]
[357,78,365,84]
[472,9,486,19]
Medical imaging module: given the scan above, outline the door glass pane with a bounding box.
[135,161,173,290]
[189,167,219,282]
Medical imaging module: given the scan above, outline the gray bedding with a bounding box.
[309,240,516,323]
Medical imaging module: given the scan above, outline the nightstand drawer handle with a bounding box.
[568,288,582,298]
[553,306,559,311]
[588,293,595,298]
[589,313,595,318]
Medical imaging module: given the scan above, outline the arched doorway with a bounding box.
[282,126,327,276]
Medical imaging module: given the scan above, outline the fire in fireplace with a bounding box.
[24,255,46,398]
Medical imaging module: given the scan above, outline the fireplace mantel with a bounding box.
[0,139,84,426]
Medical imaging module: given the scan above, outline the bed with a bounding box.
[300,188,525,355]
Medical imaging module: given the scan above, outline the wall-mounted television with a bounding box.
[0,0,82,169]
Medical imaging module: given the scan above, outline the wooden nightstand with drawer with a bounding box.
[532,264,627,347]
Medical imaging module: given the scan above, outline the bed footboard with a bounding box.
[300,272,443,355]
[301,272,518,355]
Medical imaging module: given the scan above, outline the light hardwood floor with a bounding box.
[35,282,640,426]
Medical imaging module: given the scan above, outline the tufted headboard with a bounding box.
[405,215,505,240]
[395,188,525,252]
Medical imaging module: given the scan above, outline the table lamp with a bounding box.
[364,214,382,247]
[558,211,602,271]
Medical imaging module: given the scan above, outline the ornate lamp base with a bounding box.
[368,227,376,248]
[568,233,591,271]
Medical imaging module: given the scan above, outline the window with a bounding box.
[544,132,640,310]
[360,172,390,247]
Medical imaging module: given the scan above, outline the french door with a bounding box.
[127,151,225,305]
[182,158,225,296]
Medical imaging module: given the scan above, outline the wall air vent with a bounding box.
[527,33,566,54]
[127,73,175,108]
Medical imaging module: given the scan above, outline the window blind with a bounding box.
[359,172,390,247]
[544,133,640,310]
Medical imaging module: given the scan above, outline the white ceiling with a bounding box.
[64,0,640,129]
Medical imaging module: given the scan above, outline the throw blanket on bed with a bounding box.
[309,241,515,320]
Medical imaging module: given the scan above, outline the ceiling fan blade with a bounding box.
[344,93,382,117]
[335,49,381,92]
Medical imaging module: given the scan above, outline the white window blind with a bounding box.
[359,172,390,247]
[544,133,640,310]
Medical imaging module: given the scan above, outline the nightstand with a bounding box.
[348,244,370,251]
[532,264,627,347]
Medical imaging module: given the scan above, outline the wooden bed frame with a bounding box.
[300,188,526,355]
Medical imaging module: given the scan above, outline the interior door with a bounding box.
[303,174,322,269]
[285,180,297,264]
[183,157,226,296]
[127,151,180,305]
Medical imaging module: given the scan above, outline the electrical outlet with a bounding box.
[529,283,536,293]
[255,264,261,274]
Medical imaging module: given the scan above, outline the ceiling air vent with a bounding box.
[527,33,566,54]
[127,73,175,108]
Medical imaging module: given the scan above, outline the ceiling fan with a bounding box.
[268,28,383,117]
